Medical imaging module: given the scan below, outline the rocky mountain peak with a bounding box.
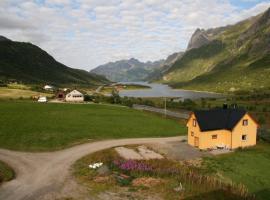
[187,28,210,50]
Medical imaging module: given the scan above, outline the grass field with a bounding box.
[0,88,52,99]
[0,161,15,184]
[201,142,270,200]
[0,101,186,151]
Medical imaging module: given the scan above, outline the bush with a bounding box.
[84,94,93,102]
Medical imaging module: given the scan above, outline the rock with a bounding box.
[115,147,144,160]
[187,28,211,50]
[93,176,110,183]
[97,165,110,176]
[137,145,164,160]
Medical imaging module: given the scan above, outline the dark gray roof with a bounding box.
[194,109,247,132]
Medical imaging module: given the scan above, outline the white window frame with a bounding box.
[243,119,248,126]
[193,119,196,127]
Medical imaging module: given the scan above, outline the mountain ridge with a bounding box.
[90,57,165,82]
[156,7,270,92]
[0,37,109,86]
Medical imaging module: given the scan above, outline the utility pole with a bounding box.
[164,97,167,118]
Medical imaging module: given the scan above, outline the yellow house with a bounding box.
[187,108,259,150]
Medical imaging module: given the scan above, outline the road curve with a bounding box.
[0,136,185,200]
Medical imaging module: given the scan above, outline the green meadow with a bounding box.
[0,101,186,151]
[201,142,270,200]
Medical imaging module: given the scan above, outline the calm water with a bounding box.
[118,82,222,99]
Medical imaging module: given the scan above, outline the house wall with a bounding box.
[231,114,257,149]
[199,130,232,149]
[65,94,84,102]
[187,113,201,147]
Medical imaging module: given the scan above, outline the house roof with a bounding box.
[193,108,247,132]
[67,90,83,95]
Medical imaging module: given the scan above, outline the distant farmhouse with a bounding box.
[44,85,54,91]
[65,90,84,102]
[187,108,258,150]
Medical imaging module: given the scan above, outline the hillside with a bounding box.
[158,7,270,93]
[0,37,109,86]
[91,51,184,82]
[91,58,165,82]
[146,51,184,81]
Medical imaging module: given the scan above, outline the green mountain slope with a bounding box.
[158,7,270,93]
[0,37,109,86]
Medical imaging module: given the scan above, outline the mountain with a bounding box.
[187,28,211,50]
[0,37,109,86]
[157,7,270,93]
[146,51,184,81]
[91,58,165,82]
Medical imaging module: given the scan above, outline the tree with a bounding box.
[111,89,121,104]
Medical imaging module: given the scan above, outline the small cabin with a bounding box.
[187,108,258,150]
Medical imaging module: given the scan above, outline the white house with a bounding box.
[65,90,84,102]
[38,96,47,103]
[44,85,54,91]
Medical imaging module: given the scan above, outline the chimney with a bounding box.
[223,103,228,109]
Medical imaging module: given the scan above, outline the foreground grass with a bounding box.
[0,101,185,151]
[201,142,270,200]
[0,161,15,184]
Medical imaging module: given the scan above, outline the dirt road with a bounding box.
[0,136,185,200]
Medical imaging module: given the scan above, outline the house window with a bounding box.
[212,135,217,139]
[193,119,196,127]
[242,135,247,141]
[191,132,194,137]
[243,119,248,126]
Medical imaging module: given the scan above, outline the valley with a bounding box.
[0,2,270,200]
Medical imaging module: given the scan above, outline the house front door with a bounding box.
[194,137,199,147]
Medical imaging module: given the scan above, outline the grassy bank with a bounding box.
[200,142,270,200]
[0,101,185,151]
[0,161,15,184]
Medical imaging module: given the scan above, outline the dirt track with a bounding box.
[0,136,185,200]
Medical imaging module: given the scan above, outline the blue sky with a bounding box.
[0,0,269,70]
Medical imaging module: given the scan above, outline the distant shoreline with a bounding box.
[171,88,224,95]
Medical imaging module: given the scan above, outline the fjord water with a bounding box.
[119,82,222,99]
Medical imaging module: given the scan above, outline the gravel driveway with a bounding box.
[0,136,186,200]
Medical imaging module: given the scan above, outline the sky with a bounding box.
[0,0,270,70]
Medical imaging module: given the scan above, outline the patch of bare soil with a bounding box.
[149,140,209,161]
[132,177,164,187]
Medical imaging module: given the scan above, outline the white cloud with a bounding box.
[0,0,269,70]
